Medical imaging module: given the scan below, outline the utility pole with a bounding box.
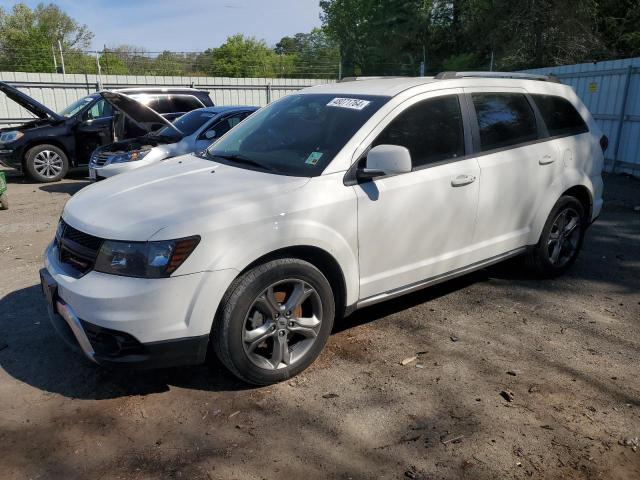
[338,56,342,81]
[58,40,65,74]
[490,50,494,72]
[51,45,58,73]
[96,52,102,90]
[103,45,109,75]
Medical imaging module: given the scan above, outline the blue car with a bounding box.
[89,97,257,181]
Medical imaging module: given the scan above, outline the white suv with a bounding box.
[41,72,605,384]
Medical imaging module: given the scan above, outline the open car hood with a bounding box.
[0,81,62,120]
[99,91,182,135]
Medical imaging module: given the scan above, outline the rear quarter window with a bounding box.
[147,96,173,114]
[532,94,589,137]
[171,95,204,112]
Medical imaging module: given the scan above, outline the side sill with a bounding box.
[355,247,527,310]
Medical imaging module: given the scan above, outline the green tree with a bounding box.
[275,29,339,77]
[320,0,431,76]
[0,2,93,73]
[463,0,603,70]
[197,34,278,77]
[596,0,640,58]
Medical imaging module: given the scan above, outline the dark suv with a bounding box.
[0,83,213,182]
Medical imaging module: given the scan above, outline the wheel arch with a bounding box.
[21,140,71,170]
[529,177,595,246]
[239,245,350,319]
[562,184,592,221]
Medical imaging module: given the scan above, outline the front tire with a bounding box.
[212,258,335,385]
[24,144,69,182]
[525,196,586,277]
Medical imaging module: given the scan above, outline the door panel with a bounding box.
[354,90,479,300]
[356,158,480,299]
[465,88,562,261]
[74,99,114,165]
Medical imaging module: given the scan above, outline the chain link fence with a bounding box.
[0,47,343,79]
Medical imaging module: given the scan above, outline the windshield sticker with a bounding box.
[305,151,323,165]
[327,97,371,110]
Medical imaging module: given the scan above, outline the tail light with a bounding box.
[600,134,609,152]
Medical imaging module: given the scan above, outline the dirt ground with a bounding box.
[0,168,639,480]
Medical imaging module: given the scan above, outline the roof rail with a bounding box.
[434,71,560,83]
[338,76,407,82]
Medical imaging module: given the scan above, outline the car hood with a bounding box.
[0,82,62,120]
[63,154,310,241]
[95,134,172,154]
[0,118,57,132]
[100,91,181,135]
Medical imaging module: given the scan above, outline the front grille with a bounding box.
[91,152,111,167]
[56,219,103,276]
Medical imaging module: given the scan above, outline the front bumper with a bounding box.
[40,268,209,368]
[42,242,238,369]
[0,148,20,170]
[89,158,157,180]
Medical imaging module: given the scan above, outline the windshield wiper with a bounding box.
[207,152,275,173]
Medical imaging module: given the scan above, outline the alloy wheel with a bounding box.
[547,207,581,267]
[242,279,323,370]
[33,150,63,179]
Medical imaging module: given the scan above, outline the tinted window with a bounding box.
[153,110,218,141]
[207,114,245,138]
[472,93,537,151]
[85,99,113,120]
[131,95,173,114]
[206,94,389,177]
[373,95,465,168]
[149,96,173,114]
[171,95,203,112]
[532,94,588,137]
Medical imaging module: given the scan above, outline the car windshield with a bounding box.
[151,109,218,141]
[58,96,95,117]
[205,93,390,176]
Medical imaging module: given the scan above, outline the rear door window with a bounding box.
[208,113,246,138]
[532,94,588,137]
[373,95,465,168]
[471,93,538,151]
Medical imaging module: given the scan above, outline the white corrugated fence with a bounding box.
[521,57,640,174]
[0,71,333,126]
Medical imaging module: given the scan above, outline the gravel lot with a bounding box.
[0,169,639,480]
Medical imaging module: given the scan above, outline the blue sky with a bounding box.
[0,0,323,51]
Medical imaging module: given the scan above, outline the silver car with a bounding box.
[89,100,257,181]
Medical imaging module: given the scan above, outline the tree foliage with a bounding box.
[321,0,640,75]
[0,2,93,72]
[0,1,638,78]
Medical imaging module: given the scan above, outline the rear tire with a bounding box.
[525,196,586,277]
[24,144,68,183]
[212,258,335,385]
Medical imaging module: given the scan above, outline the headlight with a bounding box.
[0,131,24,143]
[94,236,200,278]
[109,149,151,164]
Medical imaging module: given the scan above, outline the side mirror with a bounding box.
[358,144,412,180]
[204,130,217,140]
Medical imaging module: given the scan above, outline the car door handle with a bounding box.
[451,174,476,187]
[539,155,555,165]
